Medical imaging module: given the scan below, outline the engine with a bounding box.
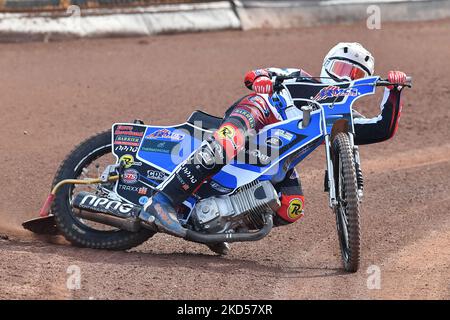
[191,180,281,233]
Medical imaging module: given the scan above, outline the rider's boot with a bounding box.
[139,192,187,238]
[138,136,233,253]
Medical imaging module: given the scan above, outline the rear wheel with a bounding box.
[51,130,155,250]
[332,132,360,272]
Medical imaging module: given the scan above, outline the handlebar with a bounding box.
[376,76,412,88]
[273,75,413,91]
[273,75,298,92]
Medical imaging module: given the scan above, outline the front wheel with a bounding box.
[332,132,361,272]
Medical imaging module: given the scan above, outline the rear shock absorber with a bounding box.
[353,146,364,199]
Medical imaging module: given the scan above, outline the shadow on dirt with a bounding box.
[0,235,347,279]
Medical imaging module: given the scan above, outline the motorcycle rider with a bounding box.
[139,42,408,255]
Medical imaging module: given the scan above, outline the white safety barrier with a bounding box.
[235,0,450,29]
[0,1,241,40]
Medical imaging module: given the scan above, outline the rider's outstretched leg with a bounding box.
[139,136,227,235]
[140,122,245,254]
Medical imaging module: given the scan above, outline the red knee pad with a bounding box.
[213,122,245,161]
[276,194,305,223]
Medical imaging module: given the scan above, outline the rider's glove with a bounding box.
[244,69,272,92]
[387,71,407,90]
[252,76,273,95]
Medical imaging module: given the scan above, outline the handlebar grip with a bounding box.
[376,76,412,88]
[405,76,412,88]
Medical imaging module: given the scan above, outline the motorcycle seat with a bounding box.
[187,110,223,131]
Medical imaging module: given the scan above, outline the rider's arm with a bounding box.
[244,68,313,93]
[353,87,403,145]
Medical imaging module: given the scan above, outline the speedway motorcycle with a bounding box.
[23,75,411,272]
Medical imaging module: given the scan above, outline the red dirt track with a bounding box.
[0,19,449,299]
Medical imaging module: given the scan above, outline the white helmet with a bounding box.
[320,42,375,84]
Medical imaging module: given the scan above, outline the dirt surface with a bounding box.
[0,19,449,300]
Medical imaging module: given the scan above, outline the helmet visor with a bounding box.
[329,60,367,81]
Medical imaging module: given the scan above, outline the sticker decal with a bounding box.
[138,187,148,195]
[147,170,167,181]
[314,86,359,102]
[122,169,139,185]
[216,125,236,141]
[273,129,294,141]
[231,108,256,129]
[288,198,304,220]
[114,126,144,137]
[119,154,136,169]
[145,128,185,141]
[265,136,282,148]
[140,140,178,154]
[209,181,233,194]
[139,196,149,205]
[114,135,141,147]
[113,124,146,149]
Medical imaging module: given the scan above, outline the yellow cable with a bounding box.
[51,175,119,195]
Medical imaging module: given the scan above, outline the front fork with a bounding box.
[324,134,338,208]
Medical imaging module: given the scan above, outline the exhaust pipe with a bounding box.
[75,210,141,233]
[184,214,273,244]
[72,192,141,232]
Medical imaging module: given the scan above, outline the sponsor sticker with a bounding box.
[180,167,198,184]
[140,139,178,154]
[139,196,149,205]
[209,181,233,194]
[288,198,304,220]
[231,109,256,129]
[147,170,167,181]
[265,136,282,148]
[77,193,135,217]
[215,123,242,154]
[114,126,144,137]
[122,169,139,185]
[119,154,135,168]
[145,128,184,141]
[114,145,138,153]
[195,149,216,169]
[273,129,294,141]
[314,86,358,102]
[138,187,148,195]
[117,125,134,131]
[118,185,139,192]
[216,125,236,141]
[114,135,141,147]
